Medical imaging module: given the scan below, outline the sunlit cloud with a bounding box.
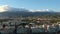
[0,5,9,12]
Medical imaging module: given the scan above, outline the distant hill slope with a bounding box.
[0,11,60,18]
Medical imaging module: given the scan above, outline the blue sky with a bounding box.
[0,0,60,11]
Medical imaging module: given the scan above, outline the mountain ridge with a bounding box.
[0,5,59,18]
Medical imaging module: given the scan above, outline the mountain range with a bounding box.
[0,5,60,18]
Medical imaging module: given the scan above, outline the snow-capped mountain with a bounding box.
[0,5,59,18]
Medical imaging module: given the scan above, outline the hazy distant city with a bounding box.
[0,0,60,34]
[0,5,59,34]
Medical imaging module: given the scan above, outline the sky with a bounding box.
[0,0,60,12]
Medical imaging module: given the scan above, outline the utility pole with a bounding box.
[29,24,32,34]
[13,22,17,34]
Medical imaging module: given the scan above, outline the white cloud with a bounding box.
[0,5,10,12]
[0,5,54,12]
[29,9,50,12]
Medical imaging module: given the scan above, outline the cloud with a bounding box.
[0,5,10,12]
[29,9,50,12]
[0,5,54,12]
